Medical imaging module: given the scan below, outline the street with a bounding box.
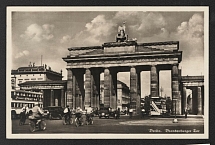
[12,115,204,134]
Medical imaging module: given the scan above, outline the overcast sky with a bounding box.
[11,10,205,98]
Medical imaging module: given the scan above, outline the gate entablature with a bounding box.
[63,41,182,69]
[181,76,204,87]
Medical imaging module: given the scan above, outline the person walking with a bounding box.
[64,105,71,123]
[185,108,188,119]
[116,108,120,119]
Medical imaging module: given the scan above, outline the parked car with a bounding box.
[43,106,64,120]
[92,107,99,116]
[42,109,50,118]
[98,107,116,119]
[120,110,126,115]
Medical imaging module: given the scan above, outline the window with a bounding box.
[31,78,36,80]
[11,103,14,107]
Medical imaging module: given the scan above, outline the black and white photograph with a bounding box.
[6,6,209,139]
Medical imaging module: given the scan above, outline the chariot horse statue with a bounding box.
[116,21,128,42]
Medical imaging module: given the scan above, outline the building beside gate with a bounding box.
[11,64,63,90]
[179,75,204,115]
[11,64,67,108]
[100,80,130,111]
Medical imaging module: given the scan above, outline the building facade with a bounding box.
[100,80,130,110]
[11,64,67,108]
[11,64,63,90]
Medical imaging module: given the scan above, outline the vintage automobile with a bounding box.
[42,109,50,119]
[43,106,64,120]
[98,107,116,119]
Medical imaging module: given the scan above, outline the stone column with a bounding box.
[85,68,92,108]
[92,70,101,109]
[91,75,96,107]
[191,87,198,114]
[150,65,158,97]
[157,69,160,96]
[61,89,65,107]
[171,64,181,115]
[74,70,85,110]
[50,89,54,106]
[104,68,111,108]
[67,69,73,108]
[130,67,138,115]
[197,87,202,115]
[72,75,76,108]
[75,85,80,108]
[96,94,100,109]
[182,86,187,114]
[75,93,81,108]
[79,94,83,109]
[136,70,141,115]
[110,70,117,110]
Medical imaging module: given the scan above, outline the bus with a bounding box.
[11,89,43,119]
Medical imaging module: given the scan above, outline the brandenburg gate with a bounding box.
[63,23,183,115]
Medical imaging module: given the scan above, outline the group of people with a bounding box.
[63,105,95,123]
[20,103,136,125]
[19,103,43,125]
[20,103,94,125]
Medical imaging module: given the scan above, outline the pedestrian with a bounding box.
[185,108,188,119]
[129,108,133,119]
[125,107,127,115]
[141,108,145,118]
[64,105,71,123]
[117,108,120,119]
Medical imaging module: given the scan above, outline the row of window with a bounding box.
[18,74,43,77]
[11,102,43,108]
[18,78,43,81]
[12,92,43,98]
[18,78,44,84]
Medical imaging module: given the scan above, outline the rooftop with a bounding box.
[18,80,67,86]
[12,65,62,76]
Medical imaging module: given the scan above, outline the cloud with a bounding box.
[60,35,72,43]
[176,13,204,38]
[168,13,204,76]
[15,50,29,59]
[70,15,117,46]
[113,12,167,39]
[172,13,204,56]
[20,23,54,42]
[69,12,169,46]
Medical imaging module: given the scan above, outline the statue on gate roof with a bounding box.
[116,21,128,42]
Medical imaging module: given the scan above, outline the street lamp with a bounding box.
[173,98,178,123]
